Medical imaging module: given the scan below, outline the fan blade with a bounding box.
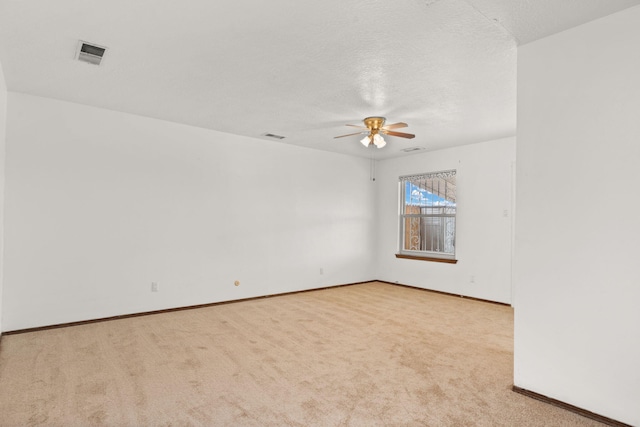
[382,130,415,139]
[345,124,368,129]
[382,122,408,130]
[334,131,368,139]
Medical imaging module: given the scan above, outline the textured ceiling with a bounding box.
[1,0,639,159]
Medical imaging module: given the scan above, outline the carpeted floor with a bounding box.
[0,282,604,426]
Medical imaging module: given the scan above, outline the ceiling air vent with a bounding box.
[263,133,285,140]
[76,41,107,65]
[401,147,425,153]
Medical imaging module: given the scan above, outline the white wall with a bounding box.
[514,6,640,426]
[0,60,7,334]
[375,137,515,304]
[2,93,376,331]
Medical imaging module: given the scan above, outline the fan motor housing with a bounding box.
[363,117,385,130]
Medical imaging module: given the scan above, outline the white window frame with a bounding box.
[397,170,457,262]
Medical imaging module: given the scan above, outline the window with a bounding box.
[397,170,457,262]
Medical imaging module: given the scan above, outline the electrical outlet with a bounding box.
[151,282,159,292]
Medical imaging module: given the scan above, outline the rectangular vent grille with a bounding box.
[76,41,107,65]
[263,133,285,140]
[401,147,425,152]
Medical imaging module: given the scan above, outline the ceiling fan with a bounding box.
[334,116,415,148]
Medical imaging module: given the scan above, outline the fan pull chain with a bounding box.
[370,155,376,182]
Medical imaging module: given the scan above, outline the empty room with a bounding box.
[0,1,638,426]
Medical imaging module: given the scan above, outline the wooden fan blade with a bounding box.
[382,130,415,139]
[382,122,408,130]
[334,131,367,139]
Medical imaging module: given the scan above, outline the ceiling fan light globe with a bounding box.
[373,134,386,148]
[360,136,371,147]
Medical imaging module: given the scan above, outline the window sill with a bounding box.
[395,254,458,264]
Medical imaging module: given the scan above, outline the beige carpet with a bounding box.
[0,282,603,426]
